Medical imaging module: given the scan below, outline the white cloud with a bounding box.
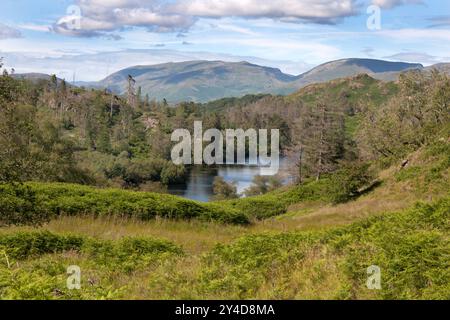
[168,0,357,21]
[383,52,444,65]
[372,0,423,9]
[54,0,195,37]
[0,23,22,40]
[53,0,428,38]
[19,24,52,33]
[54,0,362,38]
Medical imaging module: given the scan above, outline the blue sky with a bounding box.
[0,0,449,81]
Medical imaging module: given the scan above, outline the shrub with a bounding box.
[0,231,183,263]
[0,231,84,259]
[0,182,250,225]
[328,163,375,204]
[211,177,238,201]
[0,184,50,226]
[223,196,287,219]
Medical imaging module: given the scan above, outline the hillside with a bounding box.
[0,136,448,299]
[11,73,67,85]
[13,59,441,103]
[95,61,297,103]
[85,58,425,103]
[296,58,423,83]
[0,66,448,300]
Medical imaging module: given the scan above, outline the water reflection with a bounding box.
[168,157,291,202]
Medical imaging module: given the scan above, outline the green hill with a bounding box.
[89,59,424,103]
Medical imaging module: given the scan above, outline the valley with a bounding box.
[0,56,449,300]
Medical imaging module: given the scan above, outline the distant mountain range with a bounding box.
[16,58,450,103]
[12,73,67,85]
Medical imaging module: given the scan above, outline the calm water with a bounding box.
[168,158,291,202]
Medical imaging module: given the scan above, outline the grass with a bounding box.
[0,197,448,299]
[0,139,448,300]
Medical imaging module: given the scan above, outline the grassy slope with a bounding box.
[0,182,249,225]
[0,138,448,299]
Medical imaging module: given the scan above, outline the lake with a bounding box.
[168,157,292,202]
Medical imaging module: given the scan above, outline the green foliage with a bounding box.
[200,197,450,299]
[244,175,282,197]
[200,232,317,298]
[160,163,186,185]
[81,237,183,272]
[0,76,93,185]
[282,178,335,203]
[0,231,182,264]
[329,162,375,204]
[212,177,238,201]
[0,232,183,299]
[0,197,448,300]
[395,166,422,182]
[357,71,450,161]
[0,182,249,225]
[223,196,287,220]
[221,176,344,219]
[0,184,50,226]
[0,231,84,260]
[328,198,450,299]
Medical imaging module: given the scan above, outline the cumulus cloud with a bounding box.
[53,0,195,37]
[54,0,361,37]
[372,0,423,9]
[168,0,357,22]
[0,23,22,40]
[53,0,423,38]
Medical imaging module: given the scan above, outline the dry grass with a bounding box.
[1,216,248,255]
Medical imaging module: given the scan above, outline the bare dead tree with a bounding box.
[127,75,136,108]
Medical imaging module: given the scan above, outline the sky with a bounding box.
[0,0,449,81]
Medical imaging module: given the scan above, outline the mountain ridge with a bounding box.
[15,58,448,103]
[94,58,428,102]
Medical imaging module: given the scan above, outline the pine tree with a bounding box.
[297,100,346,181]
[136,86,142,108]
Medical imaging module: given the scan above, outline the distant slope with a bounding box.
[296,58,423,84]
[12,73,67,85]
[17,59,441,103]
[90,59,426,103]
[425,63,450,73]
[97,61,297,103]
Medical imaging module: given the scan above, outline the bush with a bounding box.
[0,184,50,226]
[0,231,84,260]
[0,231,182,262]
[81,236,183,272]
[0,182,249,225]
[328,163,375,204]
[220,177,337,220]
[212,177,238,201]
[223,196,287,219]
